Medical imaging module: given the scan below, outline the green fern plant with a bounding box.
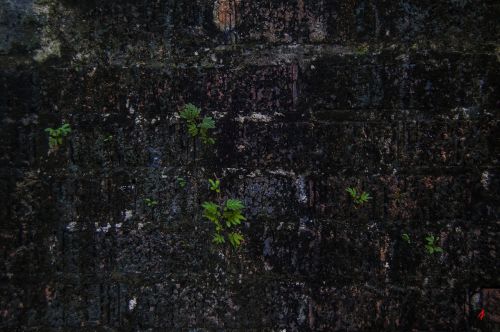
[346,187,372,205]
[179,103,215,145]
[45,123,71,149]
[144,198,158,207]
[208,179,220,193]
[201,180,246,248]
[355,43,369,55]
[177,177,187,188]
[103,134,113,142]
[424,234,443,254]
[402,233,411,244]
[178,105,248,248]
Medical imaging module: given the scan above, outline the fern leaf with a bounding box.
[225,199,244,211]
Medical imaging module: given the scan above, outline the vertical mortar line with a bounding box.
[228,0,233,33]
[117,282,121,327]
[61,223,66,327]
[107,284,111,324]
[401,120,406,167]
[163,0,174,61]
[192,135,198,226]
[292,63,299,112]
[99,282,104,325]
[382,182,388,222]
[466,209,475,326]
[370,0,380,39]
[464,288,470,331]
[416,120,420,168]
[233,0,238,43]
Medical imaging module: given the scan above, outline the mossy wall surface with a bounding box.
[1,0,499,331]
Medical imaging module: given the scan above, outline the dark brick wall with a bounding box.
[1,0,499,330]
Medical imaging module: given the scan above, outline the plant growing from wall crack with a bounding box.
[144,198,158,207]
[45,123,71,150]
[179,103,216,145]
[424,234,443,254]
[208,178,220,193]
[202,181,246,248]
[346,187,372,206]
[103,134,113,142]
[402,233,411,244]
[179,103,248,249]
[177,177,187,188]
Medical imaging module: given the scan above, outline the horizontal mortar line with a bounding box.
[0,271,456,285]
[38,224,498,235]
[5,60,499,72]
[2,49,497,69]
[167,42,498,53]
[1,166,500,176]
[3,219,497,233]
[27,118,500,124]
[2,44,496,58]
[32,217,497,228]
[9,115,499,126]
[0,324,297,331]
[309,119,500,125]
[6,121,496,132]
[14,117,499,126]
[310,109,500,115]
[35,61,500,71]
[29,107,499,113]
[0,327,272,331]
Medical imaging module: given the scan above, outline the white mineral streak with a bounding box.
[235,113,273,123]
[128,297,137,311]
[124,210,133,221]
[66,222,77,232]
[481,171,490,190]
[295,176,308,204]
[96,223,111,233]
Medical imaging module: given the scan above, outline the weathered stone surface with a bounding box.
[1,0,499,331]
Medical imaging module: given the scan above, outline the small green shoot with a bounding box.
[355,43,369,55]
[179,103,215,145]
[208,179,220,193]
[144,198,158,207]
[402,233,411,244]
[424,234,443,254]
[103,134,113,142]
[45,123,71,150]
[346,187,372,205]
[177,177,187,188]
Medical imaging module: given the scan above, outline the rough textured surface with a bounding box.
[1,0,499,331]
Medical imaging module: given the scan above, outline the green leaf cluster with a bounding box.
[424,234,443,254]
[402,233,411,244]
[177,177,187,188]
[179,103,215,145]
[209,179,220,193]
[202,197,246,248]
[144,198,158,207]
[179,103,201,122]
[346,187,372,205]
[45,123,71,149]
[355,43,369,55]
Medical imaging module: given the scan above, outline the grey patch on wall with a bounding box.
[0,0,38,54]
